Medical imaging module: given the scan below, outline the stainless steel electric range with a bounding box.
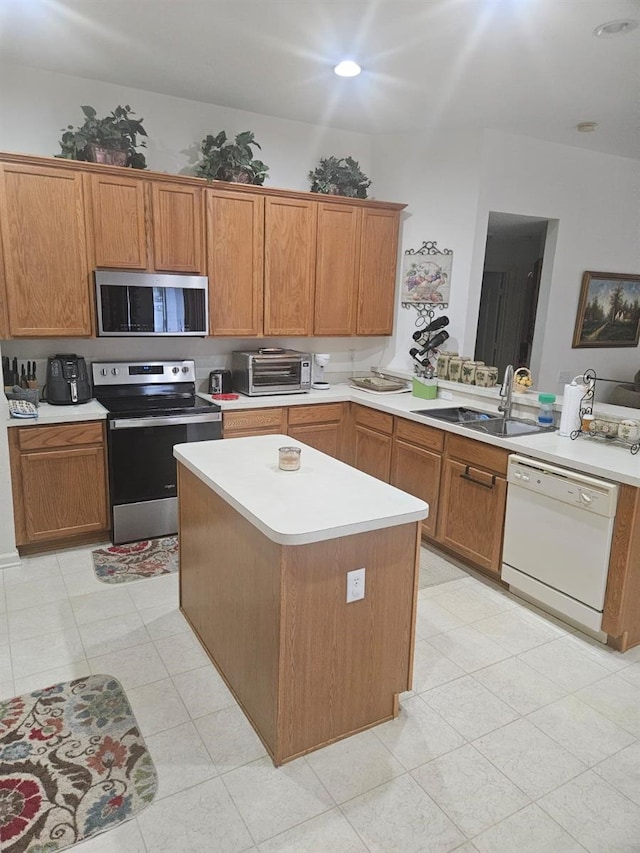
[92,360,222,545]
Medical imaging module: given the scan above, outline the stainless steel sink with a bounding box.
[411,406,497,424]
[463,417,556,437]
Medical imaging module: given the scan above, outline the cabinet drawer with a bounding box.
[224,408,286,434]
[287,403,344,426]
[352,404,393,435]
[445,433,508,476]
[16,421,104,452]
[395,418,444,452]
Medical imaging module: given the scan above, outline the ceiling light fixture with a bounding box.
[334,60,361,78]
[593,19,638,37]
[576,122,598,133]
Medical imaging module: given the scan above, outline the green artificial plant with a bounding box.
[57,105,148,169]
[194,131,269,184]
[308,155,371,198]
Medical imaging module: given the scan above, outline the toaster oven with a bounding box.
[232,349,312,396]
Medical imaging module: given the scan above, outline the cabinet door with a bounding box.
[438,458,507,576]
[288,423,342,459]
[207,190,264,336]
[314,202,360,335]
[264,197,316,336]
[152,182,203,273]
[0,164,92,337]
[390,439,441,538]
[19,446,109,544]
[88,173,148,269]
[353,424,392,483]
[223,408,286,437]
[356,208,400,335]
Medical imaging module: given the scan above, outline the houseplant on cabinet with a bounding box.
[194,131,269,184]
[56,105,148,168]
[308,155,371,198]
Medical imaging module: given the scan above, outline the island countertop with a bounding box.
[174,433,428,545]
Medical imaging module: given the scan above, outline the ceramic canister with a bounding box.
[461,360,477,385]
[448,356,463,382]
[618,419,640,443]
[475,366,493,387]
[436,353,451,380]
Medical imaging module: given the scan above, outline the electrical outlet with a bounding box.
[558,371,572,384]
[346,568,365,603]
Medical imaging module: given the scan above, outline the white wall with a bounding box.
[0,62,373,193]
[372,128,640,395]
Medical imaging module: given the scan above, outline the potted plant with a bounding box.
[194,131,269,184]
[56,105,148,169]
[308,156,371,198]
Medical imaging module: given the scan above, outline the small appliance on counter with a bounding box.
[209,369,233,394]
[311,353,331,390]
[232,349,312,396]
[45,354,92,405]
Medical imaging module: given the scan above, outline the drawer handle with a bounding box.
[460,465,495,489]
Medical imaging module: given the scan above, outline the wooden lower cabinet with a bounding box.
[223,407,287,438]
[287,402,345,460]
[390,428,443,539]
[351,404,393,481]
[437,435,509,577]
[9,421,109,548]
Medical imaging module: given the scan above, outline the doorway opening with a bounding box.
[474,212,550,377]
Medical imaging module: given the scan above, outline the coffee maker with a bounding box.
[312,353,331,390]
[46,354,92,405]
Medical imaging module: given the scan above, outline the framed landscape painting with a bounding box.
[572,271,640,348]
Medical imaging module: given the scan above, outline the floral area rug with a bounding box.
[92,535,178,584]
[0,674,157,852]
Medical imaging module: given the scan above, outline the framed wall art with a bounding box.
[572,270,640,348]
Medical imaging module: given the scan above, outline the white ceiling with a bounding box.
[1,0,639,159]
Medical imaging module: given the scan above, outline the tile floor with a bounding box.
[1,544,639,852]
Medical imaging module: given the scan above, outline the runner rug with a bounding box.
[0,674,157,852]
[91,535,178,584]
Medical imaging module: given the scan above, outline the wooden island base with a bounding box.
[178,464,421,765]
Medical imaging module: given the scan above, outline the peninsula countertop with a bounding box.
[174,433,428,545]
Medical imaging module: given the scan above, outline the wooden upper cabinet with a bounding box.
[314,202,361,335]
[87,173,148,269]
[151,182,203,273]
[357,207,401,335]
[0,163,92,337]
[207,189,264,336]
[264,196,316,336]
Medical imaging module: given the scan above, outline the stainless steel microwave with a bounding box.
[232,349,312,395]
[95,271,209,336]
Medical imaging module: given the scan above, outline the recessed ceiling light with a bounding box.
[577,122,598,133]
[334,60,361,78]
[593,19,638,37]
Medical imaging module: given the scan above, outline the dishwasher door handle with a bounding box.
[460,465,496,489]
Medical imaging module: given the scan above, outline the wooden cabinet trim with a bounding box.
[353,404,394,435]
[287,403,344,426]
[0,152,407,211]
[16,421,104,451]
[395,418,444,452]
[445,433,509,476]
[224,408,286,434]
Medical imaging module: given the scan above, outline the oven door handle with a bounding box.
[110,413,222,429]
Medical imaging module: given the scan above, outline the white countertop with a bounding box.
[3,398,108,426]
[200,384,640,488]
[174,433,428,545]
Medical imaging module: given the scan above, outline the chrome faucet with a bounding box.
[498,364,514,419]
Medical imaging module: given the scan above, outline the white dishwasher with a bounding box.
[502,454,618,638]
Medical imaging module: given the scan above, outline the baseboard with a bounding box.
[0,548,21,570]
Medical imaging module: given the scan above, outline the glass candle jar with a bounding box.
[279,446,301,471]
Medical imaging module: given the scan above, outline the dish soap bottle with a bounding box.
[537,393,556,426]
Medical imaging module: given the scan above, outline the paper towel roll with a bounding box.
[559,379,586,436]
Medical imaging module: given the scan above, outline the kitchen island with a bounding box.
[174,434,428,765]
